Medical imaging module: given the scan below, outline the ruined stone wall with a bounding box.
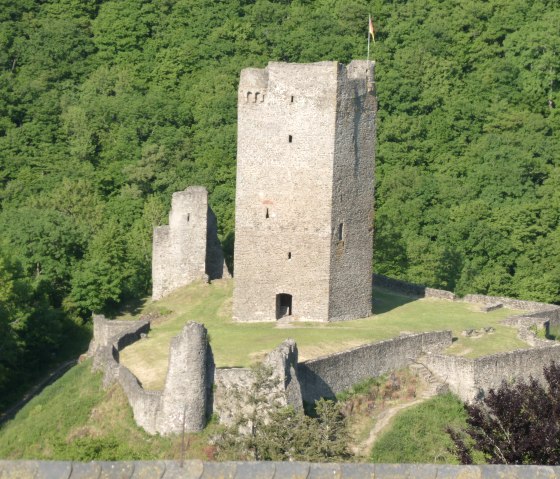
[152,186,228,301]
[213,340,302,426]
[298,331,452,404]
[156,322,211,434]
[233,61,375,322]
[462,293,557,312]
[425,343,560,402]
[372,274,457,301]
[89,317,210,435]
[328,61,376,321]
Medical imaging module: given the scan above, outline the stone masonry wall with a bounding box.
[213,340,302,426]
[327,61,376,321]
[89,317,210,435]
[233,61,376,322]
[6,460,560,479]
[298,331,452,404]
[372,274,457,301]
[425,343,560,402]
[152,186,228,301]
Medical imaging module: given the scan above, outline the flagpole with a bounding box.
[367,15,371,63]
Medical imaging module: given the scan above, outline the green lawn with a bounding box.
[0,360,217,460]
[120,279,526,390]
[370,393,469,464]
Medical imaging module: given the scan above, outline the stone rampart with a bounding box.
[89,317,210,435]
[298,331,452,403]
[5,460,560,478]
[213,340,302,426]
[373,274,457,301]
[425,343,560,402]
[462,293,558,312]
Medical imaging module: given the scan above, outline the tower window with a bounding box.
[288,252,291,259]
[187,213,190,222]
[265,208,269,219]
[291,96,294,103]
[288,135,293,143]
[338,223,343,241]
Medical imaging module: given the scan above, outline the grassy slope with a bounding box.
[0,360,220,460]
[120,279,525,389]
[370,393,468,464]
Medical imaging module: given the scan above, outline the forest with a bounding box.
[0,0,559,409]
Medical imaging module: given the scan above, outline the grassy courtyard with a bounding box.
[119,279,525,390]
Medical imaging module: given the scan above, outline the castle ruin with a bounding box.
[233,61,377,322]
[152,186,229,300]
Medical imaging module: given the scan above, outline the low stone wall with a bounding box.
[3,460,560,478]
[373,274,456,300]
[425,342,560,402]
[298,331,452,403]
[462,293,558,312]
[423,354,477,401]
[213,340,302,426]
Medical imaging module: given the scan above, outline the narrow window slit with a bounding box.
[288,135,293,143]
[265,208,269,219]
[288,252,291,259]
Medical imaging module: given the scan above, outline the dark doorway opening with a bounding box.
[276,293,292,319]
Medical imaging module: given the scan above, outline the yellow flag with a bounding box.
[369,15,375,42]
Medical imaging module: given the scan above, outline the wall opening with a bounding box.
[254,92,260,103]
[187,213,190,222]
[288,135,293,143]
[288,252,291,259]
[276,293,292,319]
[265,208,269,219]
[338,223,343,241]
[291,96,294,103]
[246,92,252,102]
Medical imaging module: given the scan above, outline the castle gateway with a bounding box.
[233,61,377,322]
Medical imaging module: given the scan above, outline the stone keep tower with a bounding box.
[233,61,376,322]
[152,186,229,300]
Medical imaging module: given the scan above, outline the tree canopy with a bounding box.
[1,0,559,408]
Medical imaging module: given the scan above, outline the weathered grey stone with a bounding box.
[233,60,376,323]
[161,460,203,479]
[298,331,452,402]
[338,463,375,479]
[152,187,229,301]
[308,463,341,479]
[436,465,481,479]
[70,462,102,479]
[156,322,209,434]
[515,465,557,479]
[36,461,72,479]
[373,464,414,479]
[0,460,38,479]
[131,461,166,479]
[98,461,135,478]
[199,462,236,479]
[234,461,275,479]
[271,462,310,479]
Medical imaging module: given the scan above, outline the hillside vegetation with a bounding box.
[1,0,559,407]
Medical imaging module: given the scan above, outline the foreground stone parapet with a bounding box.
[3,461,560,479]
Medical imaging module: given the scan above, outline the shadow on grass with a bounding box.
[109,296,149,319]
[372,286,420,315]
